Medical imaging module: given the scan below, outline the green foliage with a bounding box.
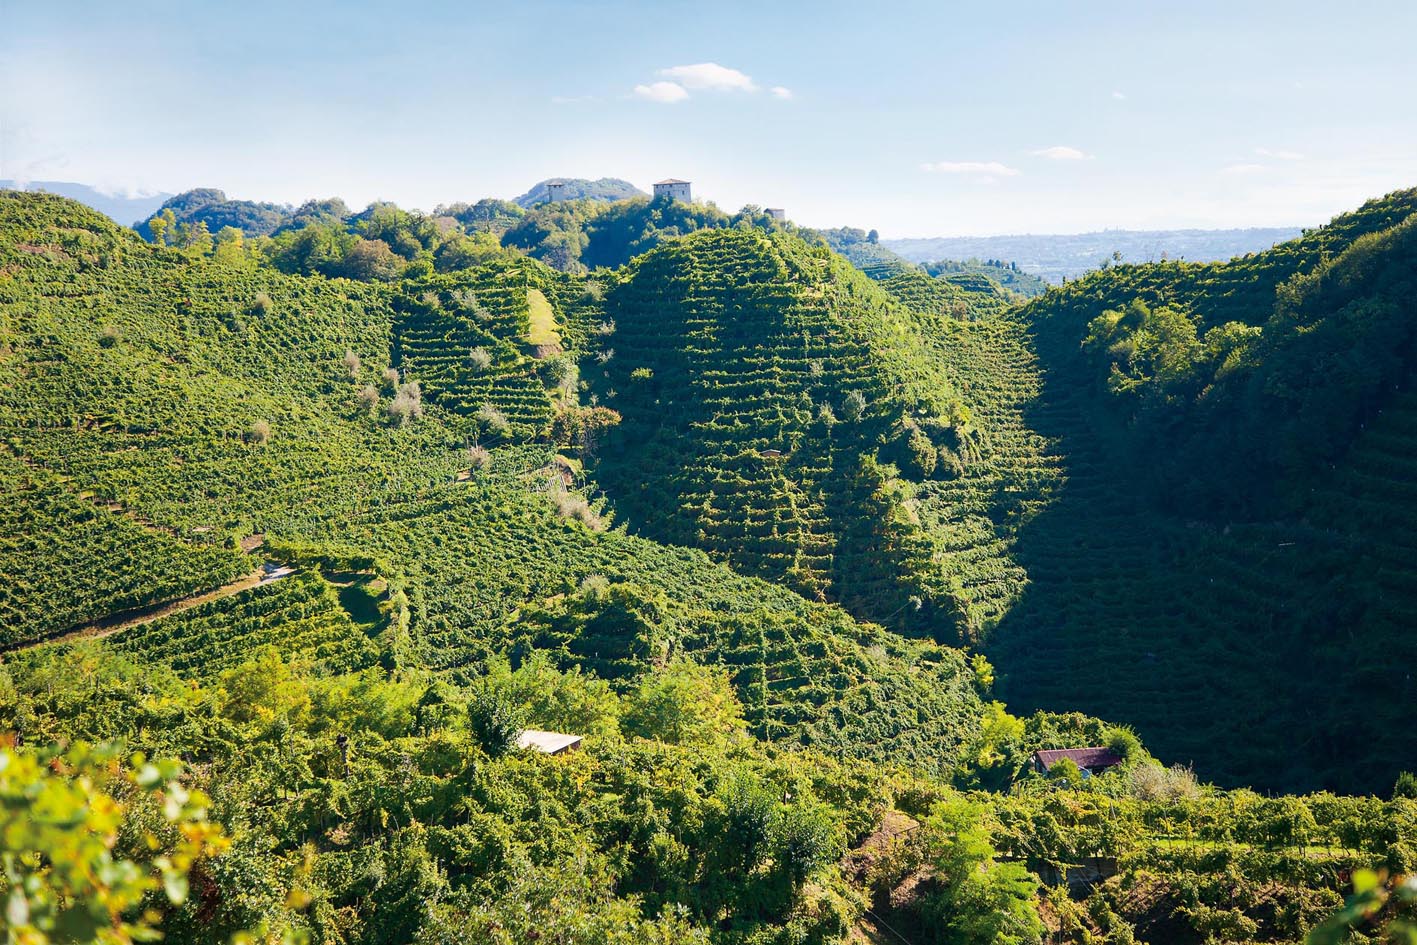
[0,740,227,945]
[5,186,1417,945]
[623,659,747,746]
[466,684,525,757]
[918,797,1043,945]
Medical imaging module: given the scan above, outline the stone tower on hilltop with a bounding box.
[652,179,692,202]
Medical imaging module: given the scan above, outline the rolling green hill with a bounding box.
[588,229,981,636]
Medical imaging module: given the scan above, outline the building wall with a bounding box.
[653,182,692,202]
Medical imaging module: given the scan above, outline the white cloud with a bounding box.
[1112,90,1127,100]
[1221,162,1267,175]
[1255,147,1305,161]
[1032,145,1090,160]
[770,85,794,100]
[920,160,1021,178]
[633,81,689,104]
[658,62,758,93]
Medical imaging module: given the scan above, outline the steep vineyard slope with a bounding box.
[984,189,1417,792]
[589,229,980,636]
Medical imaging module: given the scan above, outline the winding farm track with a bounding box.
[1,567,296,653]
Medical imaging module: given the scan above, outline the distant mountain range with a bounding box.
[0,180,172,227]
[884,227,1304,283]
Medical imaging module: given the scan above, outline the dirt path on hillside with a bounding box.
[2,566,296,653]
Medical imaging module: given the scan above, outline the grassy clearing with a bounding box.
[526,287,561,349]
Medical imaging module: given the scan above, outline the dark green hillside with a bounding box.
[983,188,1417,792]
[139,187,293,239]
[589,228,978,636]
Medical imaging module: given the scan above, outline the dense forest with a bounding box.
[3,186,1417,945]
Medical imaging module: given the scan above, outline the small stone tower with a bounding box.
[652,179,692,202]
[544,180,569,203]
[765,208,786,221]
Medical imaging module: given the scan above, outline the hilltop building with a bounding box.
[544,180,569,203]
[765,208,787,221]
[653,178,692,202]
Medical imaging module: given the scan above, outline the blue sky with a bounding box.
[2,0,1414,235]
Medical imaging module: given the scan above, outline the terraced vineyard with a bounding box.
[904,316,1063,639]
[591,229,977,635]
[281,471,986,773]
[105,570,385,679]
[0,452,250,645]
[390,266,579,437]
[0,191,987,774]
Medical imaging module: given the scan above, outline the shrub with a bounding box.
[245,420,271,445]
[543,356,578,397]
[342,349,362,377]
[1129,762,1200,802]
[1394,771,1417,800]
[549,481,603,531]
[467,346,493,373]
[356,384,380,413]
[250,292,273,316]
[622,659,746,746]
[386,381,423,426]
[99,325,120,348]
[467,687,525,758]
[467,445,490,470]
[842,390,867,421]
[382,366,401,389]
[476,404,510,437]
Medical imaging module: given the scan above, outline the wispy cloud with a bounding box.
[1221,162,1267,175]
[1255,147,1305,161]
[920,160,1021,178]
[1032,145,1090,160]
[1112,90,1127,100]
[658,62,757,92]
[632,63,791,103]
[633,81,690,104]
